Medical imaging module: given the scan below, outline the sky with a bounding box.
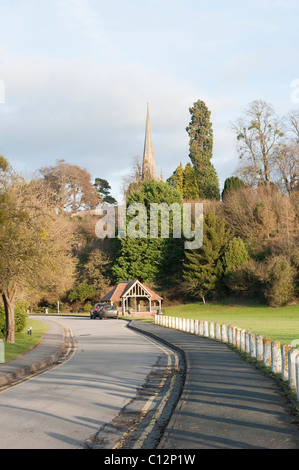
[0,0,299,201]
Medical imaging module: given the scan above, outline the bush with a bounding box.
[0,301,28,339]
[68,282,97,303]
[224,259,263,298]
[264,256,296,307]
[84,302,93,312]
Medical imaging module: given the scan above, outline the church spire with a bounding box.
[142,103,158,180]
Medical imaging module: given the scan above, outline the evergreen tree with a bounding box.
[183,212,232,303]
[186,100,220,200]
[221,176,245,200]
[176,163,184,196]
[223,237,249,273]
[94,178,116,204]
[112,180,184,286]
[183,163,199,199]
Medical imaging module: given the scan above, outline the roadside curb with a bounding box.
[0,317,69,388]
[126,320,187,372]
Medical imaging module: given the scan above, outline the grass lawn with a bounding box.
[163,301,299,346]
[3,318,49,363]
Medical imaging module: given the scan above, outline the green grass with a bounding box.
[3,318,49,363]
[163,301,299,346]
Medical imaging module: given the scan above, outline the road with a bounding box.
[0,316,181,449]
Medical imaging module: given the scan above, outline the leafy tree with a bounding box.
[183,212,232,303]
[68,281,96,303]
[264,256,296,307]
[0,155,9,172]
[80,248,114,297]
[94,178,117,204]
[0,161,75,343]
[112,180,184,286]
[186,100,220,200]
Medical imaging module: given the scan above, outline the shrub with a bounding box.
[0,301,28,339]
[264,256,296,307]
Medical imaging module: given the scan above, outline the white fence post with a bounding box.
[263,337,272,368]
[296,356,299,402]
[199,321,204,336]
[215,323,221,341]
[228,325,233,344]
[240,329,246,352]
[271,340,281,374]
[236,328,241,349]
[245,331,251,354]
[203,321,209,337]
[232,326,237,346]
[221,324,228,343]
[250,332,256,358]
[271,341,281,374]
[256,335,263,362]
[288,349,299,389]
[281,344,292,382]
[209,322,215,339]
[194,320,199,335]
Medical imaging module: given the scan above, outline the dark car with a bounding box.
[101,305,118,319]
[90,303,106,319]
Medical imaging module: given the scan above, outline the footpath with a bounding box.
[130,321,299,449]
[1,317,299,449]
[0,317,68,388]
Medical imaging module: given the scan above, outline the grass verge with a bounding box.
[163,301,299,346]
[3,318,49,363]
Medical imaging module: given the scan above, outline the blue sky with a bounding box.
[0,0,299,200]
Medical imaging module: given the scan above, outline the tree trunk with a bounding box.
[2,290,16,344]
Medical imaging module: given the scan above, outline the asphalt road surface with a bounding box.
[0,316,180,449]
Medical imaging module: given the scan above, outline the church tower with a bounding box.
[142,103,158,180]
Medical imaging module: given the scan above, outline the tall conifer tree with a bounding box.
[186,100,220,200]
[183,212,232,303]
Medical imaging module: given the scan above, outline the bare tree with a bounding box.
[223,185,297,254]
[39,159,98,214]
[273,143,299,194]
[232,100,285,186]
[121,155,143,197]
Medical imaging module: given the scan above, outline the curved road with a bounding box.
[0,316,181,449]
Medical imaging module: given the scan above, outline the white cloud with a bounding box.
[58,0,108,44]
[0,51,212,199]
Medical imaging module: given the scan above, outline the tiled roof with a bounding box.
[100,280,163,302]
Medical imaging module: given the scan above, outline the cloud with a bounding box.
[0,51,210,199]
[58,0,108,44]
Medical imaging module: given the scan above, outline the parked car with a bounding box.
[101,305,118,319]
[90,303,106,319]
